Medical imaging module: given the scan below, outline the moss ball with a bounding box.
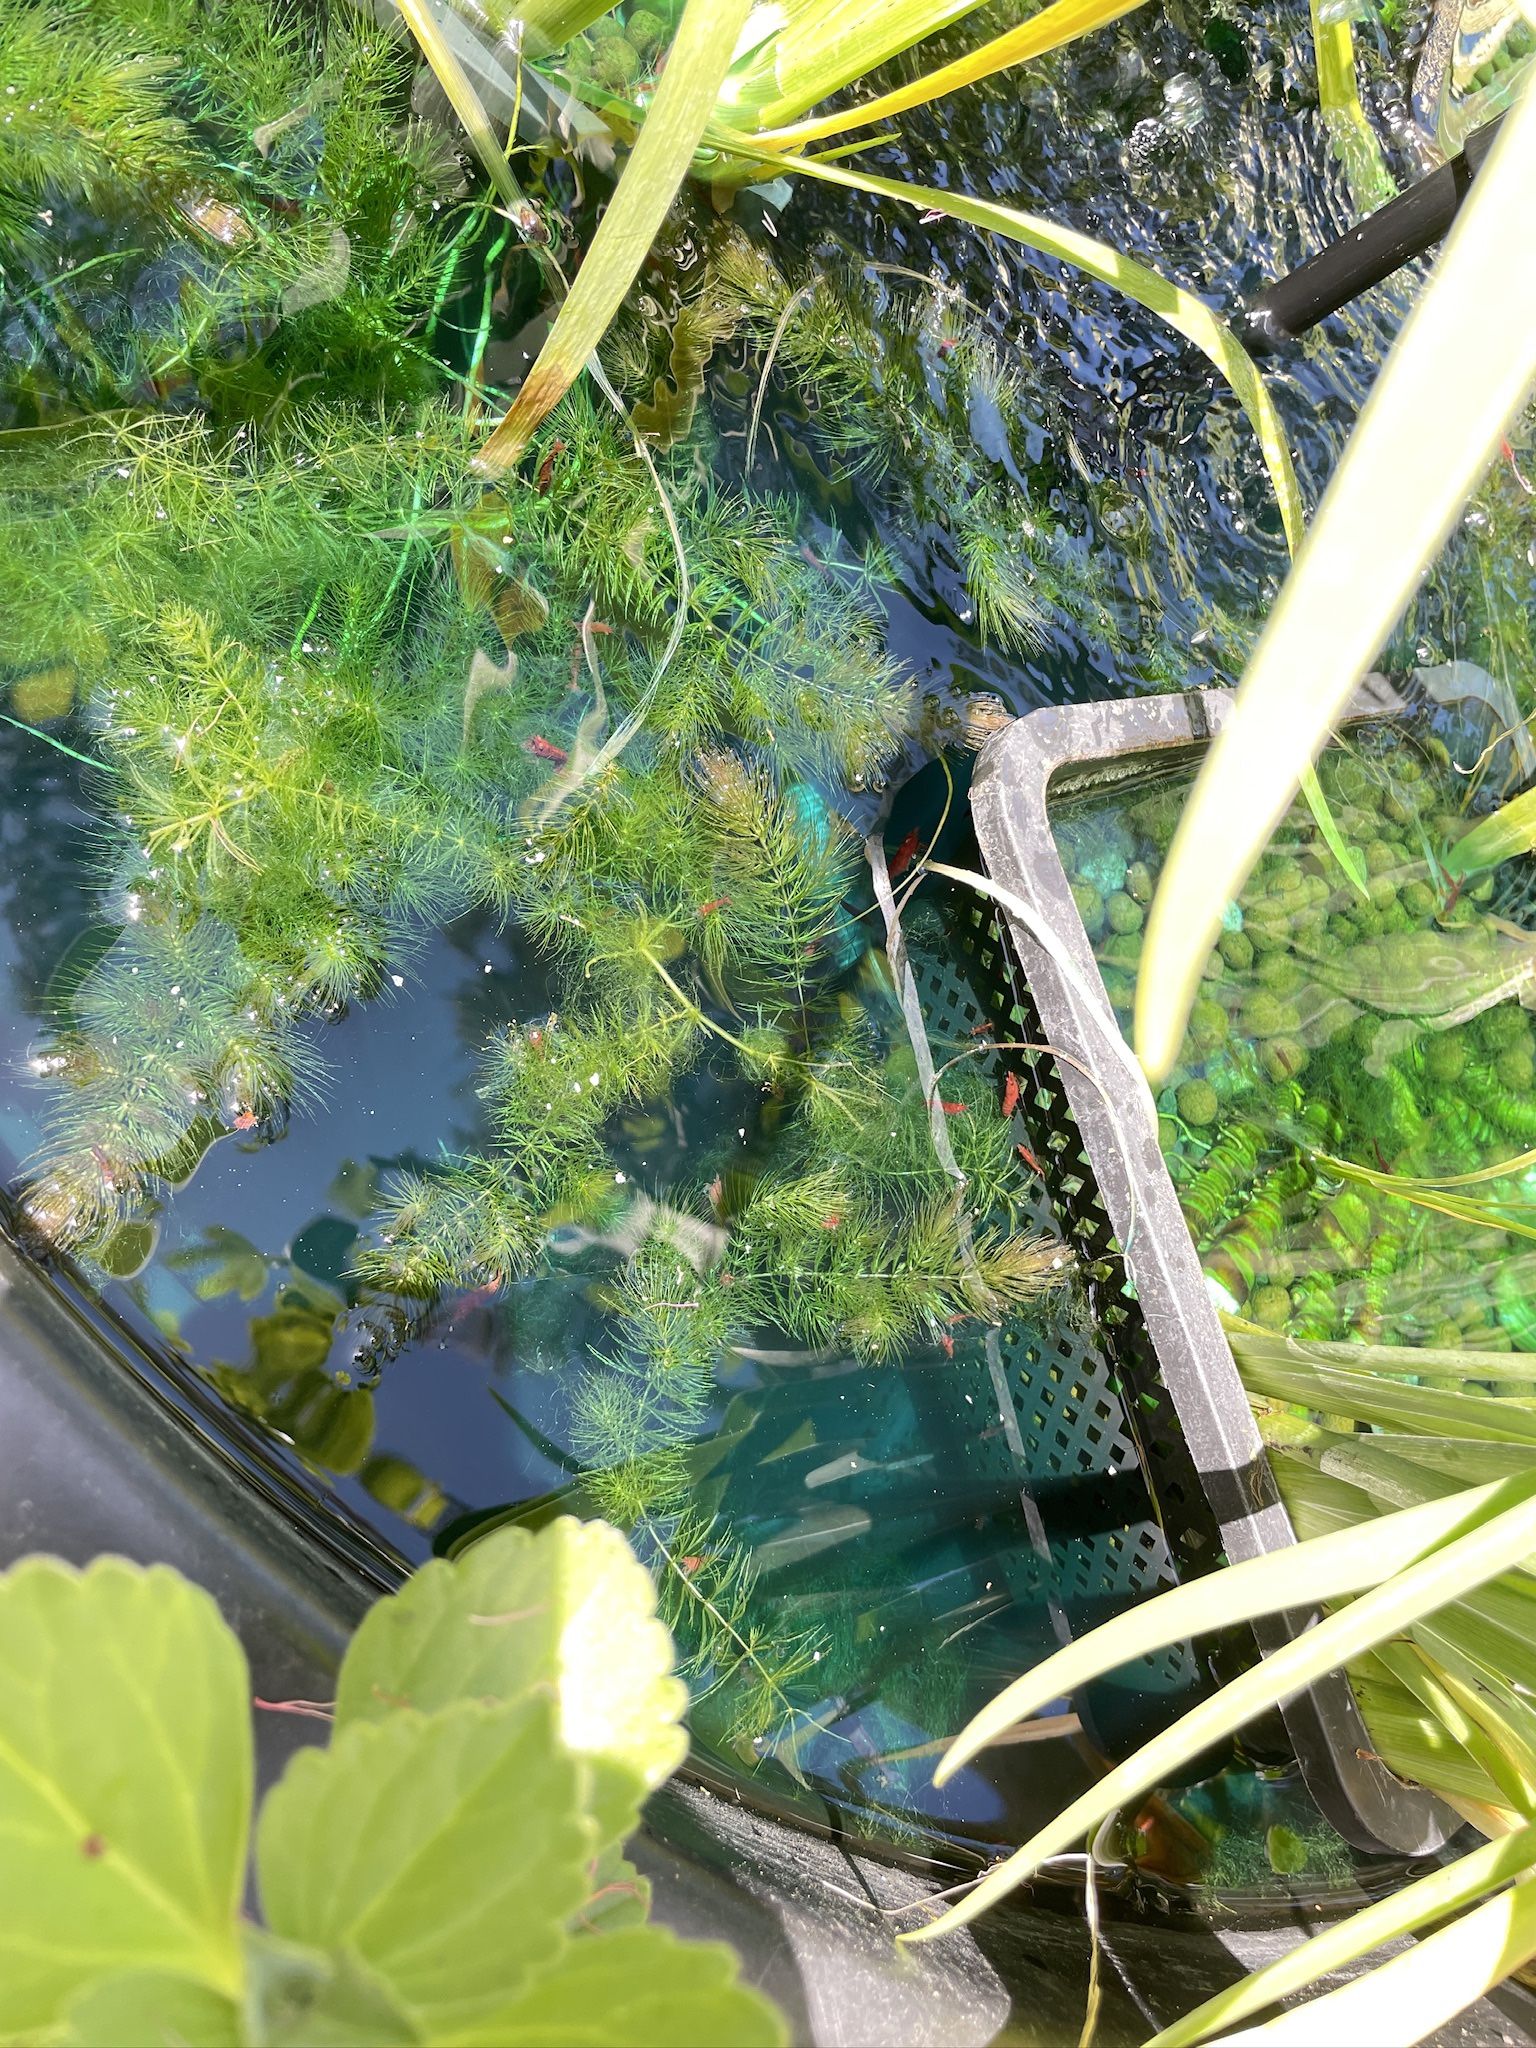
[1158,1114,1181,1153]
[1072,881,1106,936]
[1219,930,1254,972]
[1250,1284,1293,1330]
[1125,860,1154,904]
[1480,1006,1530,1053]
[1342,905,1382,939]
[1266,858,1304,896]
[1430,1319,1464,1350]
[1106,891,1144,934]
[1423,1034,1469,1084]
[1366,873,1399,912]
[1190,998,1228,1050]
[589,11,625,36]
[1101,969,1133,1011]
[1399,879,1438,919]
[1260,1035,1308,1082]
[1364,839,1398,877]
[1246,914,1289,954]
[1240,991,1290,1038]
[1256,952,1305,994]
[1177,1079,1219,1127]
[593,34,641,85]
[1496,1046,1536,1092]
[1379,903,1413,933]
[626,7,667,55]
[1338,804,1379,841]
[12,666,75,723]
[1102,932,1142,970]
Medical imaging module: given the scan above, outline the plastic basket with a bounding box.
[958,684,1456,1859]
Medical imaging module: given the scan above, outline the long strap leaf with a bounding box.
[721,145,1304,557]
[393,0,524,212]
[744,0,1149,150]
[474,0,756,477]
[1147,1819,1536,2048]
[910,1477,1536,1940]
[932,1474,1536,1785]
[1216,1874,1536,2046]
[1135,82,1536,1080]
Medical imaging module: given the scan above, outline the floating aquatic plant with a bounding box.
[1060,722,1536,1351]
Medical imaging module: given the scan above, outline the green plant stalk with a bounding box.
[1309,0,1395,214]
[717,144,1305,557]
[1145,1816,1536,2048]
[393,0,525,212]
[476,0,755,475]
[1136,75,1536,1080]
[1314,1149,1536,1241]
[910,1475,1536,1938]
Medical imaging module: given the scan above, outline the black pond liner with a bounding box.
[11,1091,1536,2045]
[0,1205,1504,2048]
[964,681,1458,1860]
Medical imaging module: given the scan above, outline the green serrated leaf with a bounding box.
[242,1931,420,2046]
[257,1698,592,2040]
[62,1971,242,2047]
[0,1558,250,2035]
[450,1925,787,2048]
[334,1518,688,1838]
[575,1844,652,1934]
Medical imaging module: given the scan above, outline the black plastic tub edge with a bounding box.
[967,683,1455,1860]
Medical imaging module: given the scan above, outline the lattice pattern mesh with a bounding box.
[913,923,1189,1687]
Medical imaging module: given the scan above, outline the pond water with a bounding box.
[2,0,1533,1891]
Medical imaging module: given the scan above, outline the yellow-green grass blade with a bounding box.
[512,0,617,59]
[475,0,755,477]
[1301,761,1369,894]
[1227,1322,1536,1381]
[718,0,995,131]
[1312,1150,1536,1240]
[1145,1819,1536,2048]
[1221,1873,1536,2046]
[717,145,1303,554]
[745,0,1150,151]
[1353,1662,1518,1814]
[1375,1641,1536,1817]
[394,0,524,211]
[1235,1355,1536,1442]
[1135,83,1536,1082]
[910,1477,1536,1941]
[931,1474,1536,1787]
[1446,783,1536,877]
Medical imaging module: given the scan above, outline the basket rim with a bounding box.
[968,680,1454,1860]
